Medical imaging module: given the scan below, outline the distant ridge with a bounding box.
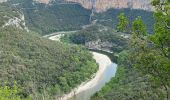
[66,0,153,12]
[1,0,153,12]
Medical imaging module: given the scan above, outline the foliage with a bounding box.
[93,8,155,33]
[116,13,129,33]
[129,0,170,99]
[7,0,91,35]
[6,0,155,35]
[0,3,21,27]
[0,82,21,100]
[132,17,147,36]
[92,1,170,99]
[92,51,165,100]
[61,24,128,53]
[0,26,98,99]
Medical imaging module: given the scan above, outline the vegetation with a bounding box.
[7,0,91,35]
[6,0,155,35]
[93,8,155,33]
[0,26,98,99]
[61,24,128,53]
[0,3,99,99]
[0,82,22,100]
[1,0,169,100]
[92,51,166,100]
[92,0,170,99]
[130,0,170,99]
[116,13,129,33]
[0,3,21,27]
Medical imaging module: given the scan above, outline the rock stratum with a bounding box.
[33,0,153,12]
[0,0,7,3]
[66,0,153,12]
[0,0,153,12]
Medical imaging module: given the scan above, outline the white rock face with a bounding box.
[66,0,153,12]
[33,0,51,4]
[2,13,29,31]
[30,0,153,12]
[0,0,153,12]
[0,0,7,3]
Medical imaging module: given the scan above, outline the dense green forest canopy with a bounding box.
[1,0,168,100]
[0,26,98,99]
[0,3,100,99]
[7,0,91,35]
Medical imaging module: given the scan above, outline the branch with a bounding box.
[165,22,170,30]
[159,39,169,58]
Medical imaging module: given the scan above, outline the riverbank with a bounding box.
[57,52,113,100]
[47,33,117,100]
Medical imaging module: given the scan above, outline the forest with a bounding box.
[93,8,155,33]
[0,3,20,27]
[61,24,128,54]
[6,0,155,35]
[0,0,169,100]
[92,0,170,99]
[7,0,91,35]
[0,25,98,99]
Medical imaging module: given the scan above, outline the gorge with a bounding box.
[0,0,169,100]
[47,31,118,100]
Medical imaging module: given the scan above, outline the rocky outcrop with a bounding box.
[0,0,7,3]
[2,13,29,31]
[85,39,114,53]
[33,0,51,4]
[0,0,51,4]
[66,0,153,12]
[1,0,153,12]
[30,0,153,12]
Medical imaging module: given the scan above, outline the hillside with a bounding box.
[0,3,28,30]
[61,24,128,54]
[93,8,154,33]
[0,4,98,99]
[6,0,91,35]
[2,0,154,35]
[0,26,98,99]
[0,0,169,100]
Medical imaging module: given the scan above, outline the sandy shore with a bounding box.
[57,52,112,100]
[47,34,113,100]
[48,34,64,41]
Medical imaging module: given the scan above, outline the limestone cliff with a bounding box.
[0,0,153,12]
[33,0,51,4]
[31,0,153,12]
[66,0,153,12]
[0,0,7,3]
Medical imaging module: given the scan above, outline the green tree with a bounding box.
[116,13,129,33]
[130,0,170,99]
[132,17,147,36]
[0,82,21,100]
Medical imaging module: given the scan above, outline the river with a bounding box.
[46,32,117,100]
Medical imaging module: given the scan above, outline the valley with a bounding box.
[46,30,117,100]
[0,0,169,100]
